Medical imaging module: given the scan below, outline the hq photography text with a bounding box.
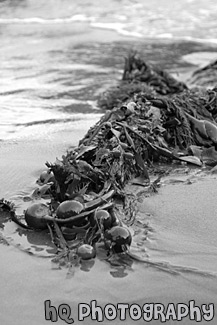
[44,299,215,323]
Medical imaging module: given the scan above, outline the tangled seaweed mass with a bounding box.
[1,53,217,269]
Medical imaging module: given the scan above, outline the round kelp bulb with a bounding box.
[77,244,96,260]
[104,226,132,247]
[56,200,83,219]
[25,203,49,230]
[95,209,112,230]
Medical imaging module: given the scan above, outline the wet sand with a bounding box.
[1,157,217,324]
[0,116,101,198]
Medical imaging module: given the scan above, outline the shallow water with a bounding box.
[1,0,217,41]
[1,0,217,140]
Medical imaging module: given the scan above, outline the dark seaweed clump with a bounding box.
[1,53,217,270]
[98,52,187,110]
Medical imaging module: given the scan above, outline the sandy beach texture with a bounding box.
[1,163,217,325]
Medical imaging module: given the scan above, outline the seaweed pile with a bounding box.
[1,52,217,269]
[98,52,187,110]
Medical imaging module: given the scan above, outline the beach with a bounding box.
[1,1,217,324]
[1,63,217,325]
